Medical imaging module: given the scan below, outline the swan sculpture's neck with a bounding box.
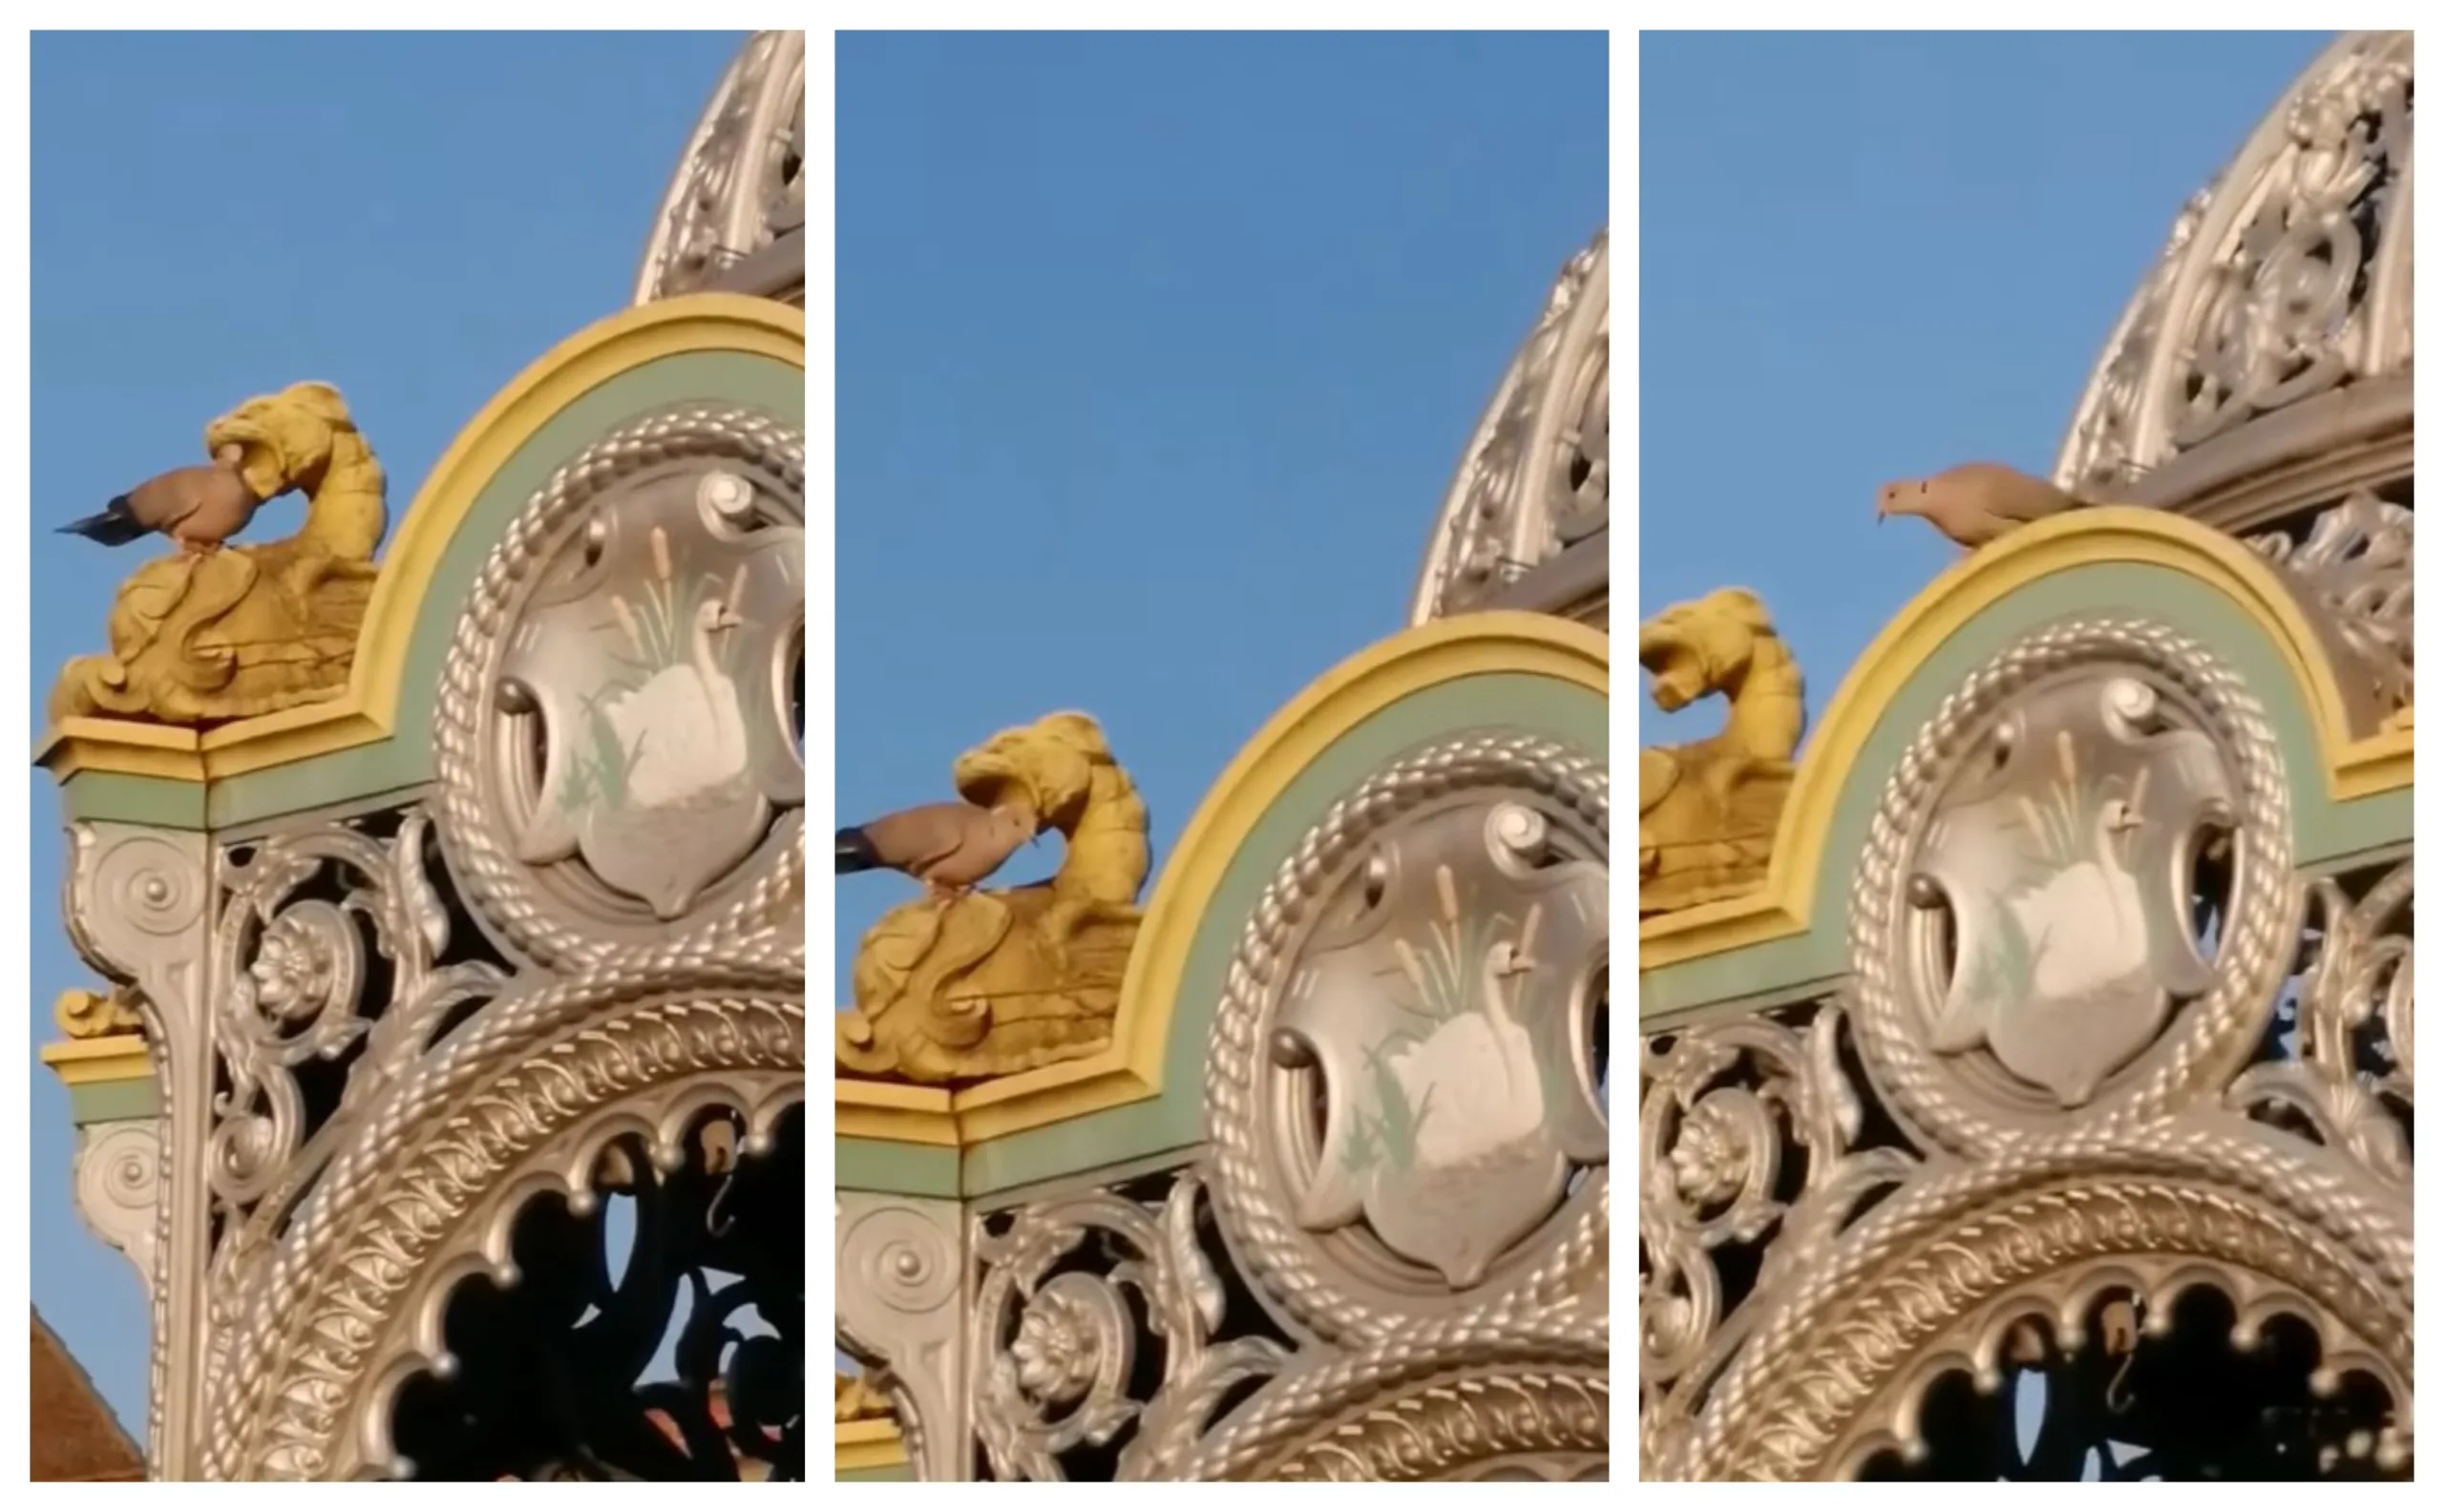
[1723,636,1805,762]
[692,619,726,682]
[1476,954,1528,1083]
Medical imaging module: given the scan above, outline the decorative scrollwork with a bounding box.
[206,811,506,1257]
[836,1195,963,1480]
[1669,1148,2412,1480]
[73,1121,164,1296]
[1641,623,2414,1483]
[1411,228,1610,621]
[635,30,806,304]
[200,960,803,1480]
[1640,1006,1915,1416]
[432,403,806,972]
[2229,861,2413,1183]
[2056,32,2412,490]
[1208,730,1609,1348]
[2250,490,2415,716]
[80,830,209,946]
[1246,1369,1608,1481]
[61,823,211,1473]
[390,1107,806,1480]
[972,1172,1288,1482]
[54,982,145,1039]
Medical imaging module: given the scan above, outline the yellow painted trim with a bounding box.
[834,1418,908,1472]
[39,1035,153,1085]
[834,612,1611,1146]
[1639,508,2412,972]
[833,1080,959,1147]
[35,295,807,784]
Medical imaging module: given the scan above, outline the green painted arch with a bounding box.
[58,349,803,831]
[956,667,1611,1200]
[1639,561,2412,1025]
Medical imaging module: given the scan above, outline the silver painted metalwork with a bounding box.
[62,823,211,1480]
[837,1192,969,1483]
[1853,619,2292,1148]
[843,730,1613,1481]
[2055,32,2412,499]
[70,1119,164,1303]
[637,30,807,304]
[1903,667,2244,1106]
[971,1172,1287,1482]
[960,1163,1611,1482]
[129,413,812,1479]
[1641,620,2413,1480]
[433,403,806,970]
[194,802,806,1479]
[2228,861,2413,1184]
[1412,228,1609,622]
[204,813,498,1253]
[2249,488,2415,713]
[1207,731,1609,1341]
[1641,32,2415,1482]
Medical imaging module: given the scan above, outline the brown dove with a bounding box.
[1877,462,2096,550]
[836,801,1037,894]
[60,444,263,553]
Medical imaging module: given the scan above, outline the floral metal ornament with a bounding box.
[1908,673,2235,1105]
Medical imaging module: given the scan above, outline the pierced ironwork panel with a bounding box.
[1640,618,2412,1481]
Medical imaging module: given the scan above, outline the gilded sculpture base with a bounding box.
[50,383,387,728]
[835,711,1149,1085]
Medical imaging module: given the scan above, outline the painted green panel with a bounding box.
[1639,563,2414,1022]
[56,771,208,830]
[837,1462,915,1482]
[70,1079,159,1124]
[961,670,1610,1200]
[836,1137,961,1198]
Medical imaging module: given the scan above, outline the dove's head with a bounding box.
[1876,477,1932,526]
[990,803,1040,849]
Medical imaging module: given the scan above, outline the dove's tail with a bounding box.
[58,495,148,547]
[836,827,882,875]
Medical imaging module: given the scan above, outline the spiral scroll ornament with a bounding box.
[90,832,209,941]
[74,1122,164,1292]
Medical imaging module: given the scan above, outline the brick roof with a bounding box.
[30,1309,144,1482]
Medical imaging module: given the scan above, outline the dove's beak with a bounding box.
[714,606,743,631]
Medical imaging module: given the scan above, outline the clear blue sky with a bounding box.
[835,32,1607,1005]
[1641,30,2327,743]
[1641,32,2328,1476]
[28,29,747,1438]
